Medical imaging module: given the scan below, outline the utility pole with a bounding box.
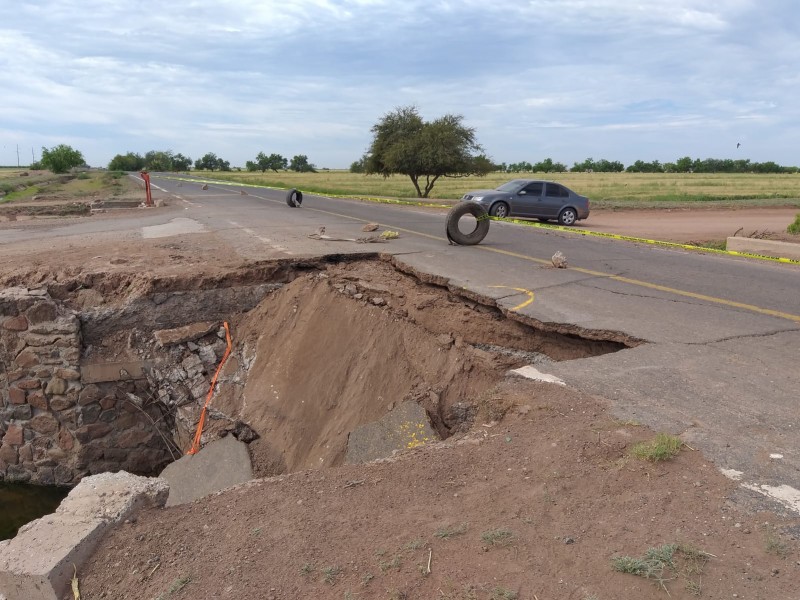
[31,147,35,165]
[16,144,20,167]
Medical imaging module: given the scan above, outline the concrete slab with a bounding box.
[0,472,168,600]
[159,434,254,507]
[346,402,439,464]
[509,365,566,385]
[154,321,218,347]
[726,237,800,260]
[80,360,150,384]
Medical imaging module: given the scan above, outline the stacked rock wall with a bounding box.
[0,288,173,485]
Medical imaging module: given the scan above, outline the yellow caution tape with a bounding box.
[494,217,800,265]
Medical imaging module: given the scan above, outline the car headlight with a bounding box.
[471,196,484,202]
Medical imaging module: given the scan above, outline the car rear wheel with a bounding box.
[558,207,577,226]
[489,202,509,218]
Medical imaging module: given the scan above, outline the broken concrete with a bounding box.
[80,360,151,384]
[159,434,253,507]
[0,471,168,600]
[345,401,440,464]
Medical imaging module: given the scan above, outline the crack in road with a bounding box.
[688,328,800,345]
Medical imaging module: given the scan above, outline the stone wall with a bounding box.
[0,288,173,485]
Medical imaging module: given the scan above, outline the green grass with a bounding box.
[612,543,711,595]
[788,213,800,234]
[631,433,684,462]
[190,170,800,208]
[480,528,514,547]
[434,523,468,539]
[322,565,342,584]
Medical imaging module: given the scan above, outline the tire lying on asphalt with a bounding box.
[445,202,490,245]
[286,188,303,207]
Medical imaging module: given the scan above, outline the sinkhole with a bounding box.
[0,255,639,536]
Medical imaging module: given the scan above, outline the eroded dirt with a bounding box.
[79,379,800,600]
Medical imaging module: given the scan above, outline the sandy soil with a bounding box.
[1,204,799,600]
[585,207,799,244]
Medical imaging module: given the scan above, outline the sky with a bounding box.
[1,0,798,169]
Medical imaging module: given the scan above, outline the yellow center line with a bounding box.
[490,286,536,311]
[171,182,800,325]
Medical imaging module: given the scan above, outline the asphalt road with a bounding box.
[5,173,800,514]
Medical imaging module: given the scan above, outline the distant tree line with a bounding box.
[245,152,316,173]
[108,150,193,172]
[490,156,798,174]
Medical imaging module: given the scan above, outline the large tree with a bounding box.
[364,106,492,198]
[194,153,230,171]
[255,152,288,172]
[289,154,315,172]
[108,152,145,171]
[40,144,85,174]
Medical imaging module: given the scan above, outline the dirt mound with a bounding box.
[78,378,800,600]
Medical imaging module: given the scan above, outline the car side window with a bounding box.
[545,183,568,197]
[521,182,542,195]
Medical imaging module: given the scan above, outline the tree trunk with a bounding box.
[409,175,423,198]
[422,175,440,198]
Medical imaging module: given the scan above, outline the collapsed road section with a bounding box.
[1,256,639,490]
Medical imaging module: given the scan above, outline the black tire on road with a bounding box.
[286,188,303,207]
[558,207,577,226]
[446,202,490,245]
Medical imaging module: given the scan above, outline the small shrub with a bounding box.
[434,523,468,539]
[379,556,402,572]
[481,528,514,547]
[631,433,683,461]
[299,562,315,577]
[490,587,518,600]
[612,543,710,595]
[787,213,800,235]
[322,565,342,584]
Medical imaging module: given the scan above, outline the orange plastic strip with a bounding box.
[187,321,232,455]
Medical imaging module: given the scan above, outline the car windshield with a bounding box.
[495,180,526,193]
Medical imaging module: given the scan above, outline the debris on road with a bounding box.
[551,251,568,268]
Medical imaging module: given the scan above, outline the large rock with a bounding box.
[345,402,440,464]
[159,434,253,507]
[0,472,168,600]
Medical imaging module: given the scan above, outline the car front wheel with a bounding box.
[558,207,577,226]
[489,202,509,218]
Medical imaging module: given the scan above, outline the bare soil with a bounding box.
[1,204,799,600]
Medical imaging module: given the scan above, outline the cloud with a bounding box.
[1,0,798,168]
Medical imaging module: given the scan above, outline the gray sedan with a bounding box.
[460,179,590,225]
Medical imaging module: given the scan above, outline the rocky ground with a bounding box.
[1,191,799,600]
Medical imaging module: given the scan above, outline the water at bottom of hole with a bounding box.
[0,481,70,541]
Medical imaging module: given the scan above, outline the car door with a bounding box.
[514,181,543,216]
[542,183,569,218]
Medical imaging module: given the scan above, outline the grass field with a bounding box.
[197,170,800,209]
[0,169,132,204]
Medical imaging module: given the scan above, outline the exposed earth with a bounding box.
[1,192,799,600]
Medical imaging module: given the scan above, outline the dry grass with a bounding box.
[195,170,800,207]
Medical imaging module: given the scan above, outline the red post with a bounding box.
[140,171,153,207]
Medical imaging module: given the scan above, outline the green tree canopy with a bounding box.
[364,106,492,197]
[108,152,145,171]
[255,152,288,172]
[40,144,85,174]
[194,153,230,171]
[289,154,316,172]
